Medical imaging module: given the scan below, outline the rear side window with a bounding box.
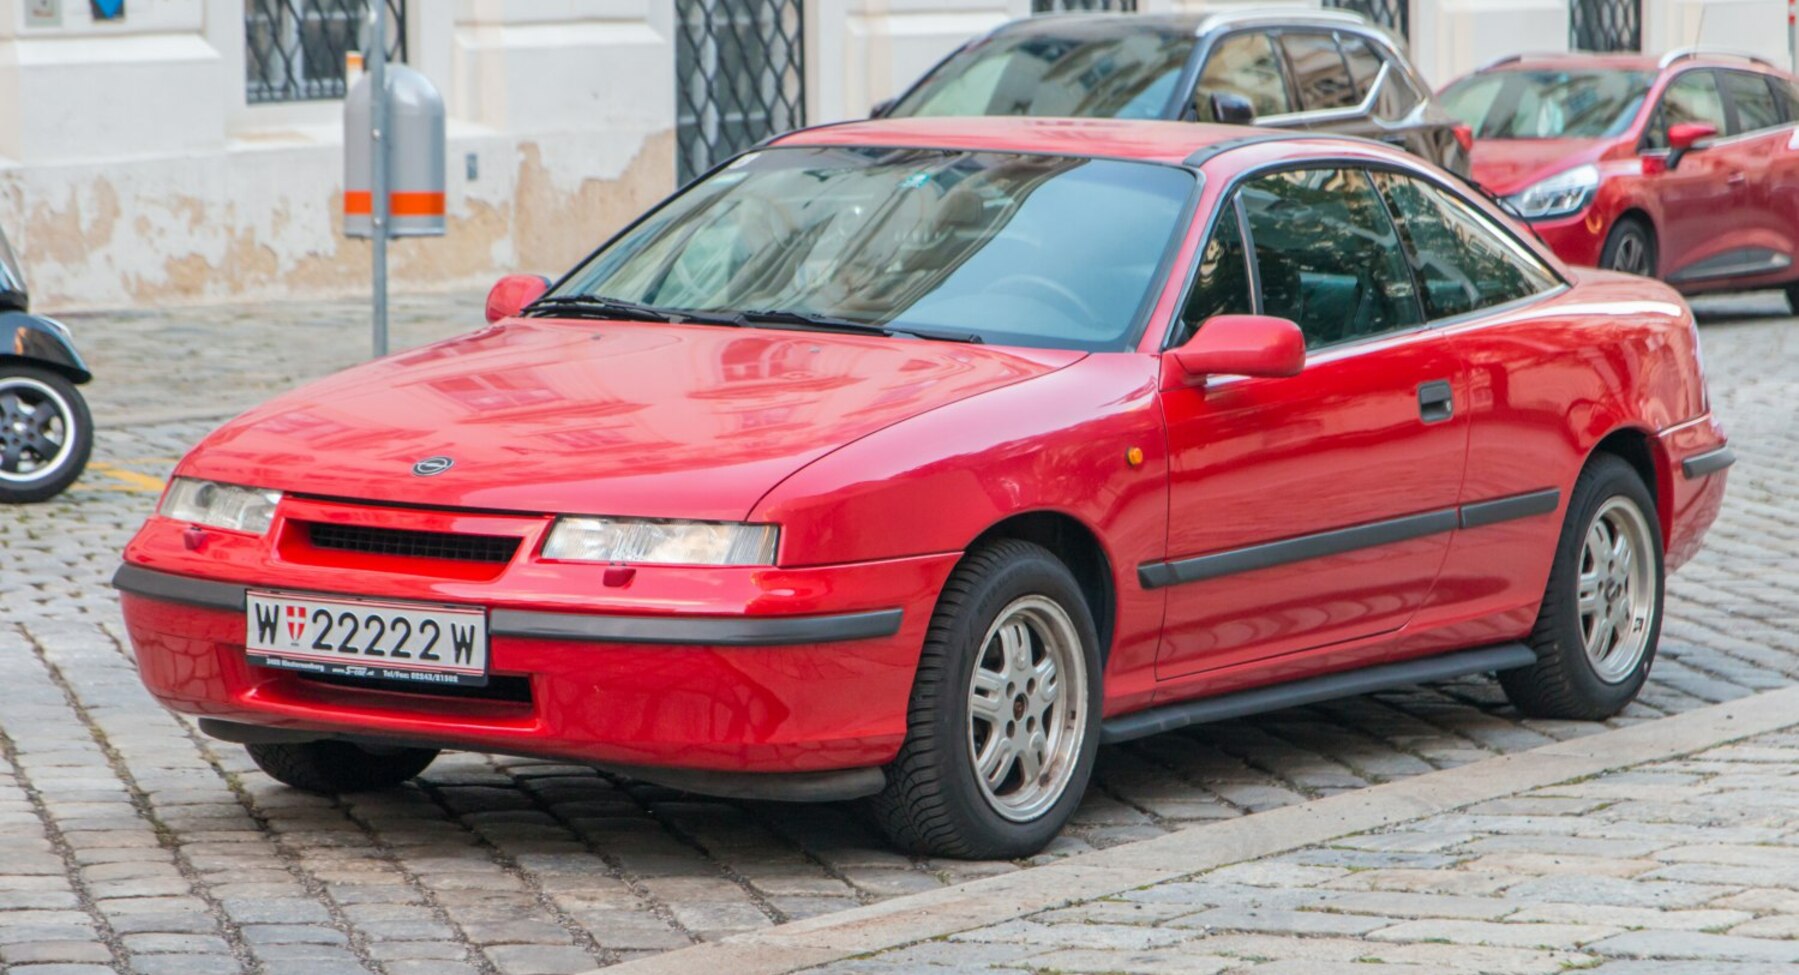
[1721,71,1782,133]
[1195,32,1294,119]
[1173,206,1254,347]
[1371,171,1558,320]
[1280,32,1357,111]
[1340,35,1384,100]
[1238,168,1423,348]
[1645,70,1727,148]
[1775,78,1799,121]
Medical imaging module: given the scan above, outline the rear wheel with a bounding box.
[868,539,1101,859]
[0,366,91,503]
[246,741,439,793]
[1599,218,1656,278]
[1500,454,1663,719]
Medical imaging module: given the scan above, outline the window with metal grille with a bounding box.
[675,0,807,186]
[246,0,407,104]
[1032,0,1139,12]
[1570,0,1640,52]
[1323,0,1409,39]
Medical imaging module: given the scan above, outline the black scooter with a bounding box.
[0,226,92,502]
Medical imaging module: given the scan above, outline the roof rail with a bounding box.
[1196,6,1370,34]
[1659,46,1778,70]
[1476,52,1573,71]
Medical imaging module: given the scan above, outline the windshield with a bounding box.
[1441,69,1652,139]
[887,27,1195,120]
[550,146,1197,351]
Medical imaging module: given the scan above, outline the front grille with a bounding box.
[305,523,520,564]
[289,670,534,705]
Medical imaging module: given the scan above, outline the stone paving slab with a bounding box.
[0,291,1794,974]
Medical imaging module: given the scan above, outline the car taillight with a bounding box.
[1452,124,1475,154]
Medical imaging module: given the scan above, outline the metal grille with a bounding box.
[246,0,407,104]
[676,0,807,185]
[1570,0,1641,52]
[1324,0,1409,38]
[1032,0,1139,12]
[305,523,520,564]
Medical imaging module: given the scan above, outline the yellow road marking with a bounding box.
[87,462,168,494]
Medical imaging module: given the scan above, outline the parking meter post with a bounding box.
[370,0,390,359]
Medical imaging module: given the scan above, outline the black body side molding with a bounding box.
[1681,446,1735,480]
[1100,642,1539,745]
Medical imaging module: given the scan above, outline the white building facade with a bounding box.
[0,0,1789,309]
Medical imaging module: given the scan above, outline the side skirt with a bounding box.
[1100,642,1539,745]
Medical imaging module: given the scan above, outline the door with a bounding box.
[1643,69,1745,280]
[1154,166,1469,680]
[1705,70,1797,283]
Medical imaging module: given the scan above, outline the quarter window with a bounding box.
[1237,168,1423,348]
[1721,71,1782,133]
[1645,71,1727,148]
[1195,32,1294,120]
[1280,32,1358,111]
[1372,171,1558,320]
[1173,206,1254,347]
[1339,35,1384,101]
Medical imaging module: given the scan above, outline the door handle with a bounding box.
[1418,380,1454,424]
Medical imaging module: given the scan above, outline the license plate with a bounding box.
[245,591,489,687]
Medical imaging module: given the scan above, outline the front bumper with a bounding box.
[116,509,957,788]
[1526,210,1608,268]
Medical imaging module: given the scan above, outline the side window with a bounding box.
[1279,32,1357,111]
[1775,77,1799,121]
[1372,170,1558,320]
[1722,71,1782,134]
[1195,32,1293,120]
[1238,167,1423,349]
[1339,35,1383,102]
[1645,71,1727,148]
[1172,205,1254,347]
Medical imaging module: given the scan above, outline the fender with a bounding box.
[1,311,92,384]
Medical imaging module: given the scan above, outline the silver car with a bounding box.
[880,8,1471,178]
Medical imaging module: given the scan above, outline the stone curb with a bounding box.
[589,683,1799,975]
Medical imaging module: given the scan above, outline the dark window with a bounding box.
[246,0,406,104]
[1644,70,1726,149]
[1339,35,1384,101]
[1172,207,1254,347]
[1721,70,1782,134]
[1280,32,1358,111]
[889,25,1196,121]
[1238,168,1422,348]
[1773,78,1799,121]
[1195,32,1293,120]
[1372,171,1557,320]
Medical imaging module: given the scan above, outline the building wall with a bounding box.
[0,0,1790,310]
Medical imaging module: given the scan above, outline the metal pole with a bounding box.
[370,0,390,358]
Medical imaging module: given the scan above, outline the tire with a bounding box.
[1599,218,1656,278]
[868,539,1102,859]
[0,365,92,503]
[1500,454,1663,720]
[1784,281,1799,314]
[246,740,439,794]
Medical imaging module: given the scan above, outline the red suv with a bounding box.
[1441,48,1799,305]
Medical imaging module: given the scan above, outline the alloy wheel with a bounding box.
[966,595,1088,822]
[0,376,74,484]
[1610,233,1650,276]
[1577,496,1656,683]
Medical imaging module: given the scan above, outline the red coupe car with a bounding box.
[116,118,1730,858]
[1442,47,1799,303]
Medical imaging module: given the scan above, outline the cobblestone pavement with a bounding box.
[803,725,1799,975]
[0,290,1794,974]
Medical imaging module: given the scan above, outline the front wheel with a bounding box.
[1599,219,1656,278]
[1500,454,1663,719]
[868,539,1101,859]
[246,740,439,794]
[0,366,92,503]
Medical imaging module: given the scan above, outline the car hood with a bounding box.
[180,318,1082,520]
[1470,138,1608,196]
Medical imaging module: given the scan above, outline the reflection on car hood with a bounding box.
[179,319,1081,520]
[1470,138,1608,197]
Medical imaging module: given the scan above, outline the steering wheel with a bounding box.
[985,274,1098,325]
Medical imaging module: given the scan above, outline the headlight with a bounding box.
[159,478,283,535]
[1505,164,1599,220]
[542,517,778,566]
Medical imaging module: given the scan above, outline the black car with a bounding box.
[0,226,93,502]
[879,9,1471,177]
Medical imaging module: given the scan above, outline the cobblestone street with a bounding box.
[0,290,1794,975]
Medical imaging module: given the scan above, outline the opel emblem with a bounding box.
[412,456,454,477]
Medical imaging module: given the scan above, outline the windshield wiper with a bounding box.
[737,309,983,344]
[524,294,688,323]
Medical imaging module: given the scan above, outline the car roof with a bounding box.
[1481,51,1788,76]
[992,8,1375,40]
[769,117,1391,168]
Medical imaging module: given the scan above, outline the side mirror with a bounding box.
[870,97,897,118]
[1208,91,1257,126]
[485,274,550,324]
[1163,314,1306,389]
[1665,121,1717,172]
